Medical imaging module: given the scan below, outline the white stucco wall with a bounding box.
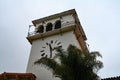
[26,31,81,80]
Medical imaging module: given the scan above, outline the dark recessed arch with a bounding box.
[54,20,61,29]
[36,25,44,33]
[46,23,53,32]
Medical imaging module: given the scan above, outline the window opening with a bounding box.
[55,20,61,29]
[46,23,53,32]
[36,25,44,33]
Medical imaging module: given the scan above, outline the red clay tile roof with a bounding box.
[102,76,120,80]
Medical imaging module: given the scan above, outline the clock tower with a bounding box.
[26,9,88,80]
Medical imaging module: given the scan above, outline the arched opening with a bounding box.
[36,25,44,33]
[46,23,53,32]
[55,20,61,29]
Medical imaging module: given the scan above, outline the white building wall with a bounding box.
[27,31,81,80]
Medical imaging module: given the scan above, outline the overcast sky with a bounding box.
[0,0,120,79]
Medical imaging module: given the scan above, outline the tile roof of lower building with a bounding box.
[102,76,120,80]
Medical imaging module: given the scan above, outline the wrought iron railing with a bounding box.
[27,21,75,37]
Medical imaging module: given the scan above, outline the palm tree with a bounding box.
[34,44,103,80]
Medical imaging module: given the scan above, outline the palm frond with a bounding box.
[34,57,59,71]
[34,44,103,80]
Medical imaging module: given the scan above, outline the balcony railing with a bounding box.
[27,21,75,37]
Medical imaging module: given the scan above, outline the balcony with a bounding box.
[27,21,76,44]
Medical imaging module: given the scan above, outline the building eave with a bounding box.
[32,9,76,26]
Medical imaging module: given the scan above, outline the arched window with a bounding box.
[46,23,53,32]
[36,25,44,33]
[55,20,61,29]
